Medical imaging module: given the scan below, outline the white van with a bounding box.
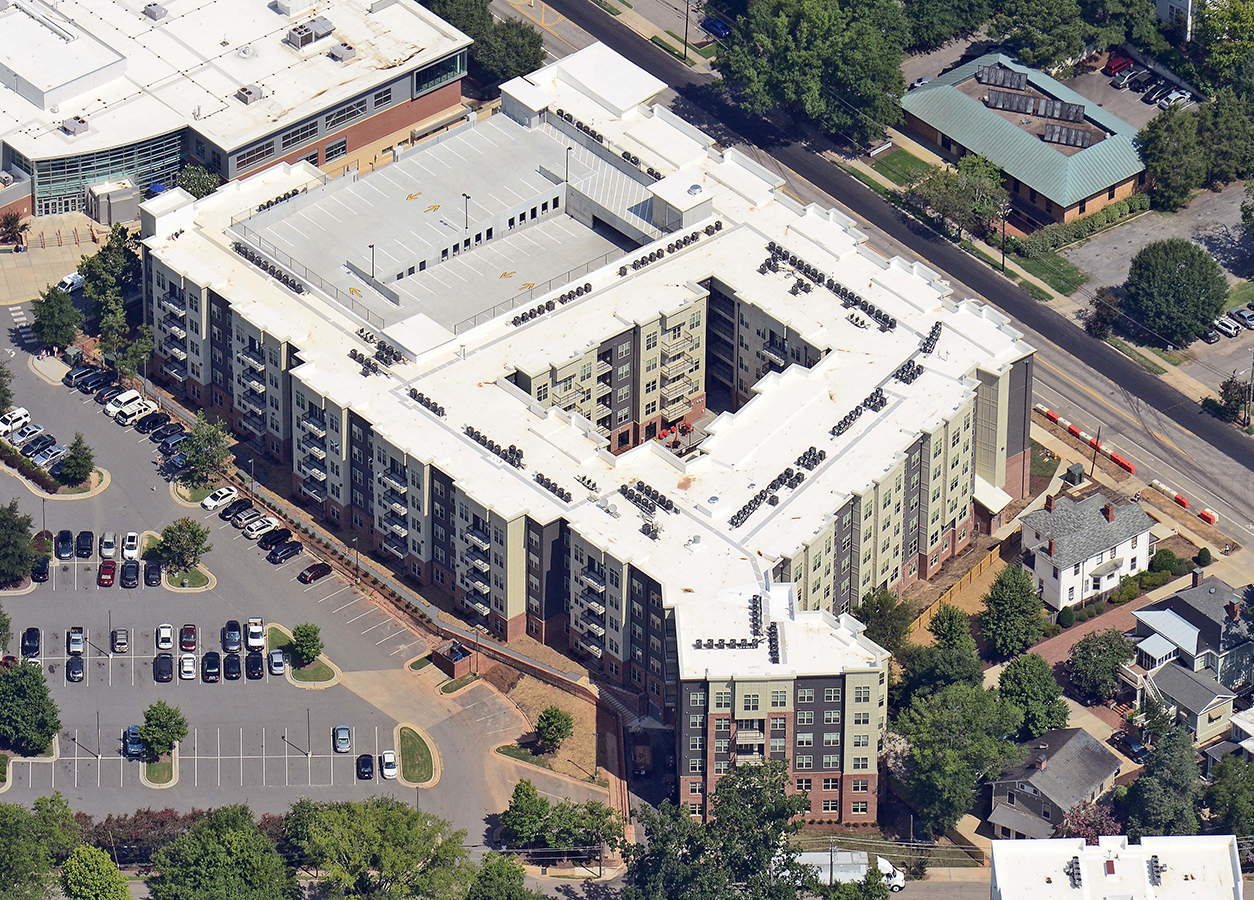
[115,399,156,426]
[57,272,85,293]
[0,407,31,436]
[104,389,142,418]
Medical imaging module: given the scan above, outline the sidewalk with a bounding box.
[0,213,104,306]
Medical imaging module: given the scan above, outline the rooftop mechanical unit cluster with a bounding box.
[512,283,592,326]
[406,388,445,417]
[231,242,305,293]
[465,426,525,468]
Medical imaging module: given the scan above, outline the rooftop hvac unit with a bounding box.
[61,116,88,136]
[286,23,315,47]
[142,2,167,19]
[0,171,12,188]
[329,42,355,62]
[236,84,264,105]
[310,16,334,39]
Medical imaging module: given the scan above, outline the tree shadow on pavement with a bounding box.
[1194,222,1253,280]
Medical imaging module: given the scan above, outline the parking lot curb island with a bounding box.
[287,653,344,690]
[2,461,112,502]
[169,482,205,509]
[0,577,39,596]
[27,354,69,387]
[0,735,63,794]
[164,564,215,593]
[393,722,441,789]
[139,746,180,790]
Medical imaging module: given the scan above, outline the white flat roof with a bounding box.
[0,0,470,161]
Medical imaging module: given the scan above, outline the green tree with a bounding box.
[894,683,1023,836]
[1206,755,1254,835]
[290,623,323,666]
[115,325,155,384]
[979,565,1045,660]
[1082,0,1168,52]
[896,603,982,707]
[1198,0,1254,83]
[715,0,906,145]
[535,705,575,752]
[0,360,12,417]
[0,211,30,248]
[430,0,493,42]
[79,225,141,320]
[1128,725,1201,836]
[540,799,623,850]
[852,587,915,657]
[156,517,212,571]
[58,433,95,487]
[1197,88,1254,186]
[1066,628,1134,701]
[1138,107,1206,211]
[0,660,61,755]
[991,0,1087,68]
[0,498,36,586]
[623,801,731,900]
[149,805,296,900]
[477,19,545,83]
[178,412,233,488]
[915,154,1008,239]
[0,599,10,651]
[176,165,221,200]
[138,700,188,759]
[501,779,551,847]
[31,285,83,350]
[467,853,546,900]
[0,796,77,900]
[709,760,814,893]
[1217,373,1248,423]
[998,653,1068,738]
[299,796,474,899]
[95,299,128,361]
[904,0,991,49]
[1083,286,1122,340]
[1055,800,1121,844]
[1139,696,1173,742]
[60,844,130,900]
[1123,238,1228,346]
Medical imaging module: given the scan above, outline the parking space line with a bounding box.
[345,610,372,624]
[317,586,352,603]
[374,629,406,645]
[217,728,222,787]
[333,598,360,612]
[262,728,266,786]
[360,619,392,635]
[240,727,244,785]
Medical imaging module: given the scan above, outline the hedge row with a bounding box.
[0,442,60,493]
[1008,193,1151,259]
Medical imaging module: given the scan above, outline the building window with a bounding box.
[282,121,319,149]
[797,688,814,703]
[771,690,787,708]
[690,715,705,728]
[236,141,275,169]
[824,733,840,746]
[795,756,812,770]
[715,691,731,709]
[822,800,839,813]
[823,778,840,791]
[852,757,869,770]
[824,710,840,725]
[825,687,841,703]
[325,98,368,131]
[743,694,759,711]
[796,778,811,792]
[689,736,705,751]
[852,779,868,792]
[374,87,393,108]
[796,711,813,726]
[822,755,839,769]
[689,759,704,773]
[770,738,785,753]
[851,801,868,815]
[796,733,813,747]
[854,686,870,703]
[326,139,347,162]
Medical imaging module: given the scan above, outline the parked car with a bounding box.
[122,531,140,560]
[67,656,84,682]
[95,385,126,405]
[150,422,184,443]
[55,529,73,560]
[1202,328,1221,344]
[245,651,265,679]
[97,559,116,587]
[99,531,117,559]
[1144,82,1173,104]
[144,560,163,586]
[120,559,140,588]
[167,452,188,471]
[1231,307,1254,330]
[700,16,731,39]
[1215,317,1243,338]
[1103,55,1133,75]
[21,627,40,658]
[159,433,188,455]
[154,653,174,683]
[1112,67,1140,88]
[156,623,175,651]
[356,753,374,780]
[202,486,239,511]
[57,272,85,293]
[78,371,114,394]
[243,516,280,540]
[0,407,30,437]
[219,498,252,521]
[112,628,129,653]
[298,561,333,584]
[269,648,287,675]
[135,411,170,434]
[1114,731,1149,764]
[68,627,84,655]
[232,508,263,529]
[1129,71,1157,92]
[125,725,144,757]
[202,651,221,683]
[224,652,242,680]
[258,528,293,550]
[10,422,44,446]
[246,617,265,651]
[104,390,142,418]
[179,654,196,680]
[32,443,67,467]
[1159,89,1192,109]
[379,750,398,780]
[267,541,302,564]
[223,619,242,653]
[908,77,933,90]
[75,530,94,558]
[31,556,49,582]
[63,366,96,388]
[21,433,55,459]
[180,624,197,652]
[332,725,351,753]
[116,400,157,426]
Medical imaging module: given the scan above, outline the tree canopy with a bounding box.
[149,805,297,900]
[178,413,233,489]
[138,700,188,759]
[896,604,983,708]
[998,653,1068,739]
[915,154,1007,239]
[1066,629,1134,701]
[991,0,1088,68]
[535,705,575,752]
[1206,755,1254,835]
[290,623,323,667]
[852,587,915,657]
[60,844,130,900]
[1055,800,1121,844]
[0,498,37,586]
[0,793,79,900]
[58,433,95,487]
[477,18,545,83]
[1138,107,1206,211]
[467,853,546,900]
[715,0,906,145]
[979,565,1045,660]
[905,0,991,49]
[1128,725,1201,836]
[175,166,221,200]
[0,658,62,755]
[156,518,212,572]
[1123,239,1228,346]
[31,285,83,350]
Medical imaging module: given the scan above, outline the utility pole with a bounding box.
[998,199,1009,273]
[1089,425,1101,477]
[462,193,470,232]
[1246,350,1253,427]
[682,0,691,61]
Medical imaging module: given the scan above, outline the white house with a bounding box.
[1021,492,1155,612]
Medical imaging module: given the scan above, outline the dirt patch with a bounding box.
[505,674,602,784]
[1031,411,1131,482]
[1140,491,1240,553]
[1155,533,1201,563]
[902,533,1000,612]
[483,661,522,694]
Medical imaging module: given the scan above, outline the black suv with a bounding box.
[75,530,94,558]
[267,541,302,565]
[21,627,39,658]
[55,529,73,560]
[356,753,374,780]
[258,528,293,551]
[135,411,170,434]
[219,499,253,522]
[31,556,49,582]
[120,559,140,588]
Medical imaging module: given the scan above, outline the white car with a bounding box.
[156,623,175,650]
[115,399,157,426]
[122,532,140,560]
[243,516,280,540]
[0,408,30,438]
[201,486,239,511]
[179,653,197,680]
[379,750,398,780]
[1158,89,1191,109]
[99,531,117,559]
[104,390,142,418]
[246,617,265,651]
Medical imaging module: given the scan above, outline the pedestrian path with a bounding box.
[9,304,34,349]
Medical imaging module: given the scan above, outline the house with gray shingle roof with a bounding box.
[1020,492,1154,611]
[900,54,1146,228]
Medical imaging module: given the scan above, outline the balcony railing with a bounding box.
[470,555,490,573]
[301,482,327,503]
[159,296,185,317]
[595,380,612,399]
[163,341,187,361]
[299,437,326,460]
[236,348,265,372]
[300,458,326,481]
[470,600,491,617]
[661,356,688,378]
[385,515,409,538]
[661,376,692,401]
[662,332,693,355]
[469,575,490,595]
[242,374,265,395]
[163,318,186,340]
[580,567,606,592]
[553,385,580,406]
[465,526,491,551]
[381,472,407,494]
[581,592,606,616]
[595,358,611,376]
[762,340,789,367]
[163,361,187,383]
[578,638,603,658]
[383,537,407,559]
[383,492,407,516]
[299,415,327,438]
[238,391,266,416]
[583,621,606,637]
[596,401,612,419]
[239,411,266,436]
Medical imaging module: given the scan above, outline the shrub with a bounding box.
[0,442,61,493]
[1043,622,1063,638]
[1111,576,1140,604]
[1006,196,1147,258]
[1150,549,1179,573]
[1196,547,1212,567]
[1139,570,1172,589]
[1058,606,1076,628]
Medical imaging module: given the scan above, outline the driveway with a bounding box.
[1062,68,1169,132]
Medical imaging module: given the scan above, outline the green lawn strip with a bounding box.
[408,656,432,671]
[1016,279,1053,302]
[145,759,173,784]
[399,727,434,783]
[291,658,334,683]
[870,148,933,186]
[664,30,717,59]
[1013,252,1088,295]
[588,0,621,14]
[165,567,208,588]
[440,672,479,694]
[1227,280,1254,310]
[836,162,899,203]
[267,626,291,655]
[1029,439,1061,478]
[1107,337,1167,375]
[1,752,7,783]
[175,483,215,504]
[650,35,695,65]
[495,743,553,769]
[959,240,1006,270]
[1142,344,1184,366]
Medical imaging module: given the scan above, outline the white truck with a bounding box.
[797,849,906,892]
[67,627,85,656]
[246,617,265,651]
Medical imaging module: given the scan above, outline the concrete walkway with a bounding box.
[0,213,105,305]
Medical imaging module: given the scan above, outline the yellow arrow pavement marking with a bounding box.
[349,287,362,297]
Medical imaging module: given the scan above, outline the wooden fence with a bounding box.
[909,545,1002,634]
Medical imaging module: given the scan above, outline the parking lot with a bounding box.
[1062,66,1174,131]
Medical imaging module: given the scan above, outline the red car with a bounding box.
[298,562,333,584]
[180,624,197,652]
[1103,55,1133,76]
[97,559,116,587]
[1,656,16,669]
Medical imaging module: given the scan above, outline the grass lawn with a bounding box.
[440,672,479,694]
[588,0,621,12]
[871,148,934,186]
[409,656,432,671]
[1107,337,1167,375]
[61,470,101,495]
[1228,280,1254,310]
[1142,344,1185,366]
[399,727,434,783]
[142,534,160,557]
[1017,279,1053,302]
[837,162,899,203]
[267,626,290,654]
[665,30,718,59]
[145,759,173,784]
[1029,439,1060,478]
[166,567,208,588]
[959,240,1003,269]
[291,659,334,683]
[1014,251,1088,295]
[496,743,552,769]
[176,483,216,504]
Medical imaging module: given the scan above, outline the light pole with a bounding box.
[368,244,375,279]
[353,536,359,581]
[682,0,691,62]
[565,146,573,183]
[998,199,1009,273]
[461,193,470,232]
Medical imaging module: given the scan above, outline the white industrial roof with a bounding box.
[0,0,470,161]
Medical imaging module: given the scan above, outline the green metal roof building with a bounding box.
[900,53,1146,227]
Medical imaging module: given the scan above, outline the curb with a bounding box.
[139,746,179,789]
[1034,404,1137,475]
[165,564,216,593]
[28,355,70,387]
[0,578,39,596]
[169,481,204,508]
[1,463,112,501]
[1,735,64,793]
[270,622,343,689]
[394,722,441,789]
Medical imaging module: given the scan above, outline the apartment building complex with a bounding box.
[0,0,470,220]
[140,44,1035,819]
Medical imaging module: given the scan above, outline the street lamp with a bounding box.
[997,199,1010,273]
[461,193,470,232]
[565,146,573,183]
[683,0,691,62]
[368,244,375,279]
[353,536,359,581]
